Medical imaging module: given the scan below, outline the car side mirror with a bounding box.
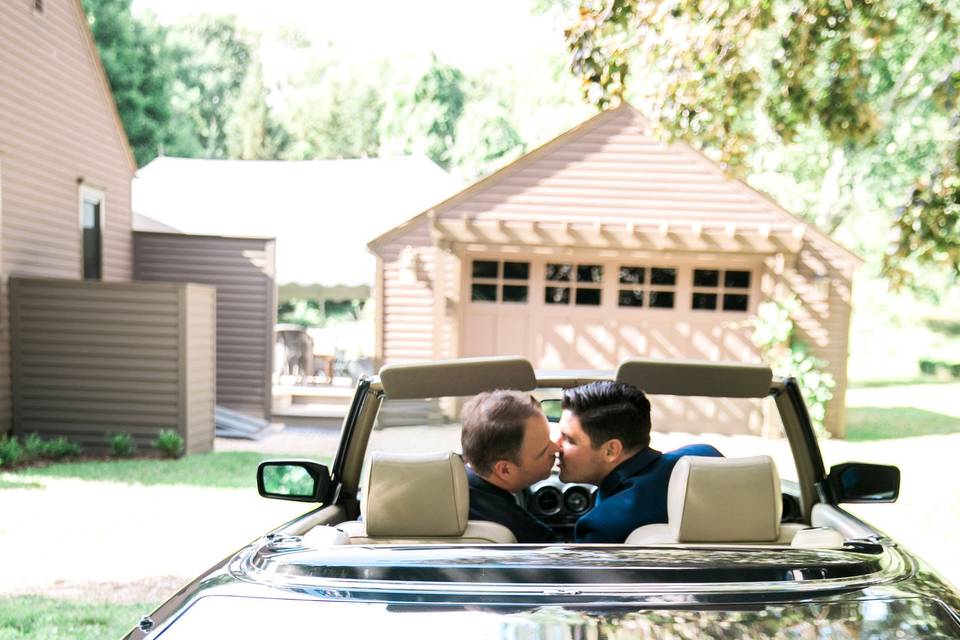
[540,399,563,423]
[257,460,330,503]
[827,462,900,503]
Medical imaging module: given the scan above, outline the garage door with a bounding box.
[462,254,767,434]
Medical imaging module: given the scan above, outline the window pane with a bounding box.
[575,288,601,305]
[724,270,751,289]
[723,294,749,311]
[82,200,101,280]
[618,290,644,307]
[546,264,572,281]
[471,284,497,302]
[503,261,530,280]
[649,291,675,308]
[693,269,719,287]
[545,286,570,304]
[619,266,645,285]
[651,268,676,285]
[502,285,528,303]
[692,292,718,310]
[577,264,603,283]
[472,260,498,279]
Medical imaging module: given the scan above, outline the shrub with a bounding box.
[41,436,83,460]
[106,432,136,458]
[0,436,24,468]
[21,432,47,459]
[154,429,184,458]
[749,297,836,438]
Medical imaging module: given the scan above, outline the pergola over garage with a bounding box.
[368,104,861,437]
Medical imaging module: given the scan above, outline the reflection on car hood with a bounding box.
[157,595,960,639]
[237,540,902,603]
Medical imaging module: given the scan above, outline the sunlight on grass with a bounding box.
[0,596,150,640]
[0,475,43,490]
[9,452,331,489]
[845,407,960,441]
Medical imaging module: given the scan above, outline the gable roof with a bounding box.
[368,103,861,266]
[132,155,461,286]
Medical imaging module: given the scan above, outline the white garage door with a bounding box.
[462,254,763,370]
[461,254,768,434]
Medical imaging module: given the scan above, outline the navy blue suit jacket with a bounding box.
[574,444,723,543]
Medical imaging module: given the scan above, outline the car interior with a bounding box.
[266,357,896,552]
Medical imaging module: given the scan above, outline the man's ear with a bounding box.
[491,459,514,480]
[602,438,624,461]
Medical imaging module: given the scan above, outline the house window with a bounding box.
[470,259,530,303]
[80,187,104,280]
[617,265,677,309]
[545,263,603,306]
[691,269,751,312]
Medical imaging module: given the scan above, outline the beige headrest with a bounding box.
[669,455,782,542]
[361,451,469,537]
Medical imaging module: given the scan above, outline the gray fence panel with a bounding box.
[134,232,275,419]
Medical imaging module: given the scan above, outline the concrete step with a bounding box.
[272,402,347,428]
[273,384,355,410]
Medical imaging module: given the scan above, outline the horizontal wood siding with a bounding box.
[134,232,275,418]
[379,221,437,364]
[439,108,790,232]
[0,0,135,432]
[10,278,214,453]
[184,285,216,454]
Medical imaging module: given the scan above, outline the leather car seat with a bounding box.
[625,455,808,545]
[337,451,517,544]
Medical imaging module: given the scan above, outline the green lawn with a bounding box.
[8,452,331,489]
[845,406,960,441]
[0,596,151,640]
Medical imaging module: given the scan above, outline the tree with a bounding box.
[82,0,177,166]
[166,15,258,159]
[564,0,960,286]
[224,58,290,160]
[379,56,467,169]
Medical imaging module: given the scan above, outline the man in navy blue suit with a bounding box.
[557,381,722,543]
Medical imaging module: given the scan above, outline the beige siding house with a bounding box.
[0,0,216,450]
[369,105,862,437]
[1,0,136,429]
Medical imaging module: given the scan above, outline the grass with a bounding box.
[0,477,43,490]
[0,596,151,639]
[847,376,960,389]
[845,407,960,441]
[8,452,331,489]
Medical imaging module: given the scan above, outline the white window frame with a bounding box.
[78,184,106,280]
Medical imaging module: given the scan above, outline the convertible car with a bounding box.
[123,357,960,639]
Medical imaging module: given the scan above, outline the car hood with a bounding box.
[156,595,960,639]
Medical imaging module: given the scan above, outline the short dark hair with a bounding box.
[561,381,651,451]
[460,390,541,476]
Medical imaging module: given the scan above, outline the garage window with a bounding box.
[618,266,676,309]
[471,259,530,303]
[691,269,751,312]
[545,263,602,306]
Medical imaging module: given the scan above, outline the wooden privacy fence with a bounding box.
[9,278,216,454]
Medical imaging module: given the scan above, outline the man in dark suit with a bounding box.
[460,390,562,543]
[557,381,722,543]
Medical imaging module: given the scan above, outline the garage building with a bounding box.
[368,105,861,437]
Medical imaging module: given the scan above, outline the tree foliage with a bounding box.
[82,0,175,166]
[565,0,960,286]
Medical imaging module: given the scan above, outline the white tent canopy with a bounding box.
[132,156,460,287]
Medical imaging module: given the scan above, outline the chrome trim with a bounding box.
[230,542,908,600]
